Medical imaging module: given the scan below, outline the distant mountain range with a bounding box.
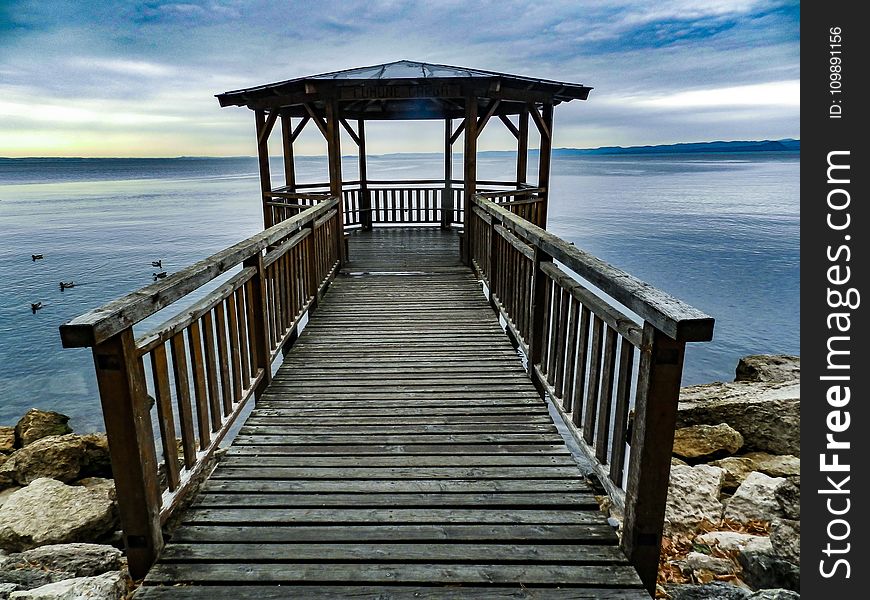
[552,139,799,156]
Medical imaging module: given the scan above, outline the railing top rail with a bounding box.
[473,194,714,342]
[59,197,339,349]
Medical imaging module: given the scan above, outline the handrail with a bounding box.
[57,198,343,581]
[468,194,714,593]
[60,198,339,348]
[475,196,713,342]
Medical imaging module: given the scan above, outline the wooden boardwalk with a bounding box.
[135,228,648,599]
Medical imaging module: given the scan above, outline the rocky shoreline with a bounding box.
[0,410,130,599]
[656,355,801,599]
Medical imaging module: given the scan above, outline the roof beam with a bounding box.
[303,103,328,139]
[257,111,279,146]
[448,119,466,145]
[529,104,551,140]
[475,99,500,139]
[290,116,310,142]
[499,114,520,140]
[339,118,361,146]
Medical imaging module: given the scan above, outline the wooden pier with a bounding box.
[59,62,714,597]
[134,229,647,598]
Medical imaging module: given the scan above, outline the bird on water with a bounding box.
[151,260,162,268]
[59,281,76,291]
[153,271,167,280]
[31,302,43,313]
[31,254,43,261]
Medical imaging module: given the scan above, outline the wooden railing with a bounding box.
[58,198,341,579]
[469,194,714,593]
[267,179,545,230]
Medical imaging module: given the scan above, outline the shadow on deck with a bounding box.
[134,227,648,598]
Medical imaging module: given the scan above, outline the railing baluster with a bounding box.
[561,299,581,411]
[213,302,233,416]
[594,325,619,463]
[186,321,211,450]
[150,343,180,490]
[571,305,592,428]
[546,283,562,385]
[609,337,635,486]
[235,287,251,392]
[201,311,222,432]
[225,295,243,403]
[582,315,605,444]
[553,290,571,396]
[169,333,196,469]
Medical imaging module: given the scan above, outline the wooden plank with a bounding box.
[219,454,575,467]
[183,507,606,525]
[170,523,616,544]
[202,479,591,494]
[159,542,627,564]
[169,333,196,470]
[136,586,647,600]
[193,493,597,508]
[146,562,643,587]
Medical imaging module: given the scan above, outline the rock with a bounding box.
[79,435,111,479]
[0,479,118,552]
[735,355,800,383]
[724,472,785,523]
[738,536,799,592]
[0,430,14,455]
[0,569,60,591]
[10,544,121,578]
[774,476,799,520]
[0,583,20,599]
[0,436,86,487]
[695,530,767,553]
[684,551,736,575]
[665,464,724,533]
[664,582,750,600]
[710,453,800,490]
[747,590,800,600]
[677,380,799,455]
[672,457,688,467]
[14,411,72,448]
[0,491,21,511]
[673,423,743,460]
[8,571,126,599]
[770,519,799,565]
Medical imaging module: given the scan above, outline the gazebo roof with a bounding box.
[216,60,592,120]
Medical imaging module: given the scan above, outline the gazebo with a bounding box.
[216,60,592,263]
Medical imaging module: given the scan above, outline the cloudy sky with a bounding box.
[0,0,800,157]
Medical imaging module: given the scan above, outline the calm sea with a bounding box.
[0,153,799,431]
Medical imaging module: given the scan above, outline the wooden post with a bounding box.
[358,119,372,231]
[442,118,453,230]
[517,106,529,185]
[281,114,296,192]
[243,253,272,395]
[325,100,346,265]
[462,99,478,264]
[536,102,554,228]
[90,329,162,579]
[621,323,687,594]
[255,110,273,229]
[487,215,499,311]
[528,246,553,387]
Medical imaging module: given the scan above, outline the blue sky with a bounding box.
[0,0,800,157]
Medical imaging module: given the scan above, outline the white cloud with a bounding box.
[638,80,799,109]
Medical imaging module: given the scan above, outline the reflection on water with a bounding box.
[0,153,799,431]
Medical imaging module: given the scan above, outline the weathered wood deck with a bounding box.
[135,228,647,598]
